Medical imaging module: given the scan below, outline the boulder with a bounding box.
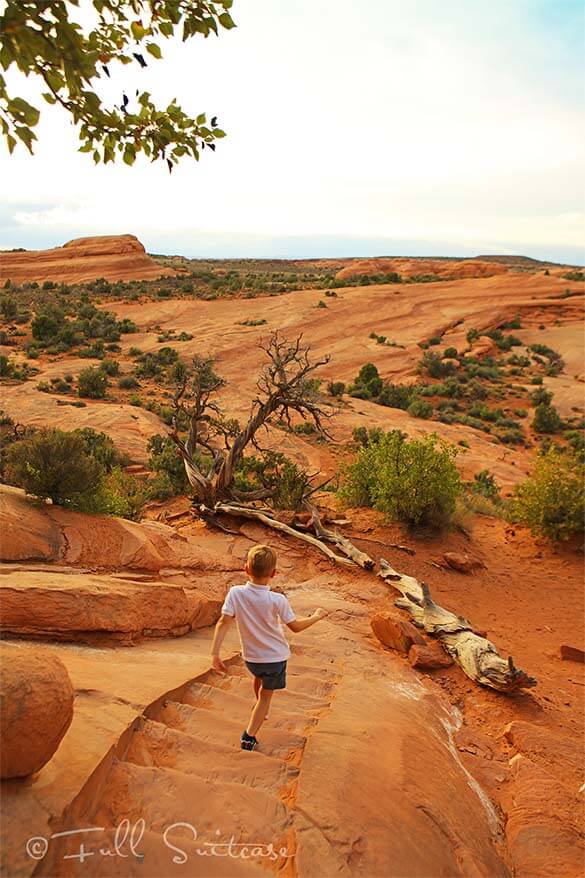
[560,644,584,663]
[443,552,485,574]
[408,643,454,670]
[371,612,426,654]
[1,645,74,778]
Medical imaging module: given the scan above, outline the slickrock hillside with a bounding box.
[0,242,583,878]
[0,235,178,285]
[1,488,583,878]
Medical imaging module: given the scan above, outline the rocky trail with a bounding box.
[30,583,511,878]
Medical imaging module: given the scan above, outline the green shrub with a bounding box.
[327,381,345,397]
[407,398,433,419]
[235,451,311,511]
[293,421,316,435]
[443,347,458,359]
[420,351,456,379]
[4,428,102,507]
[73,427,124,472]
[509,447,584,540]
[90,467,146,520]
[471,469,501,502]
[118,375,140,390]
[1,296,17,320]
[77,366,108,399]
[99,358,119,376]
[340,431,463,528]
[377,382,416,410]
[147,434,190,495]
[532,403,562,434]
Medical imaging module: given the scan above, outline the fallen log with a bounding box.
[378,559,537,693]
[306,505,375,570]
[211,503,355,567]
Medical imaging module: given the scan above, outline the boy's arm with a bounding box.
[287,608,328,633]
[211,613,235,673]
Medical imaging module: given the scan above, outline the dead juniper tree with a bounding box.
[169,332,331,509]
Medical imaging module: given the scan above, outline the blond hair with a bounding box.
[247,544,277,578]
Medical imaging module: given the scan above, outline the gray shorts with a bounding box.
[244,659,287,690]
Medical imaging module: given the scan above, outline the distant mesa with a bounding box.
[0,234,179,285]
[334,256,510,281]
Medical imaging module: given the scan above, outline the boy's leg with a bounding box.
[252,675,270,719]
[246,688,274,738]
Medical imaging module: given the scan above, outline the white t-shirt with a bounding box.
[221,581,296,663]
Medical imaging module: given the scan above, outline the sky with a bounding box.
[1,0,584,262]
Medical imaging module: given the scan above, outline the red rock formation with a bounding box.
[370,612,425,654]
[0,645,74,778]
[0,235,177,285]
[408,642,454,669]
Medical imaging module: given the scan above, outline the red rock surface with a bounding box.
[370,612,425,653]
[0,235,177,285]
[444,551,485,573]
[1,645,74,778]
[503,754,584,877]
[408,642,454,669]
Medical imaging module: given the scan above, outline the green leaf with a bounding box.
[218,12,236,29]
[146,43,162,59]
[6,134,16,154]
[196,113,206,125]
[131,22,146,40]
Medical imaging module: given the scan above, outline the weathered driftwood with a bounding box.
[212,503,355,567]
[307,504,375,570]
[378,559,537,692]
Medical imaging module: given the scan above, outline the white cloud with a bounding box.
[1,0,583,259]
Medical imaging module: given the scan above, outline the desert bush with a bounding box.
[471,469,501,502]
[532,403,562,434]
[509,447,584,541]
[77,366,108,399]
[73,427,125,472]
[90,467,146,520]
[147,434,191,495]
[377,382,416,410]
[407,398,433,419]
[443,346,458,359]
[98,358,119,376]
[293,421,316,435]
[327,381,345,397]
[1,295,17,320]
[118,375,140,389]
[234,451,311,511]
[4,428,102,507]
[420,351,457,379]
[340,431,462,528]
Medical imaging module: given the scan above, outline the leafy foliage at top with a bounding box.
[0,0,233,166]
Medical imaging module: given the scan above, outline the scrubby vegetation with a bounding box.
[340,429,463,529]
[509,446,584,541]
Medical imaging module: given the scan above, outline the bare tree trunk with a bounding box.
[305,504,375,570]
[213,502,355,567]
[378,559,537,692]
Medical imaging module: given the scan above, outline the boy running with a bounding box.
[211,544,328,751]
